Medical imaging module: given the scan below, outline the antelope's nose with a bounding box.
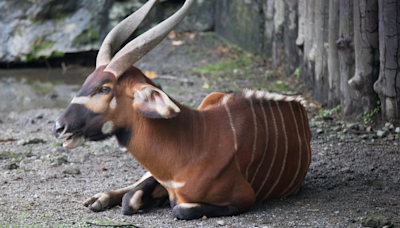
[54,121,66,138]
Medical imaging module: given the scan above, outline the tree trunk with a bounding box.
[272,0,285,68]
[313,0,329,103]
[297,0,315,95]
[348,0,379,115]
[283,0,298,77]
[327,0,340,108]
[337,0,361,118]
[262,0,275,59]
[373,0,400,121]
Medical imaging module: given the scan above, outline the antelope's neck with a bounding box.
[125,105,205,181]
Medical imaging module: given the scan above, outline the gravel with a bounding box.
[0,32,399,227]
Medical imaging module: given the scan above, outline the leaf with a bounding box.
[172,40,184,46]
[145,71,157,79]
[307,209,319,212]
[189,33,196,39]
[202,82,209,89]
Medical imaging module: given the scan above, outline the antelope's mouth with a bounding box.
[59,132,85,149]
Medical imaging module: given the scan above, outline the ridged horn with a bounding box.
[104,0,196,78]
[96,0,159,68]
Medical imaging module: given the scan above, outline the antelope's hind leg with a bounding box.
[122,175,168,215]
[172,203,240,220]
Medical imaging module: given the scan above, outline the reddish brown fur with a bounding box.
[111,68,311,212]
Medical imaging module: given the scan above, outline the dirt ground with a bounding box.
[0,32,399,227]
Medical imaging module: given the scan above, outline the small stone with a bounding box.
[395,127,400,133]
[360,134,368,140]
[316,128,324,134]
[63,168,81,175]
[394,142,398,146]
[342,129,349,133]
[376,130,386,138]
[334,211,340,214]
[331,126,341,132]
[346,123,359,130]
[201,215,208,220]
[384,122,391,128]
[387,134,395,141]
[358,124,365,131]
[217,220,226,226]
[366,126,372,132]
[22,138,47,146]
[3,163,19,170]
[389,124,394,130]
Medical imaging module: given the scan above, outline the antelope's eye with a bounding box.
[99,86,111,94]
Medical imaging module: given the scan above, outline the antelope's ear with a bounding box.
[133,85,180,119]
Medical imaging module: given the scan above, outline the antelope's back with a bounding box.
[213,90,311,202]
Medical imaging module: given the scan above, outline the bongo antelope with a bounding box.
[54,0,312,220]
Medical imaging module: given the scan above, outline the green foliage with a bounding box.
[319,105,341,118]
[193,55,253,74]
[74,28,100,45]
[293,68,300,78]
[269,81,289,92]
[357,101,380,125]
[0,151,25,162]
[52,142,63,147]
[25,38,57,62]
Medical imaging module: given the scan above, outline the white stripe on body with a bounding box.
[245,99,258,181]
[223,104,240,172]
[255,101,278,196]
[279,102,302,197]
[251,100,269,187]
[262,101,288,201]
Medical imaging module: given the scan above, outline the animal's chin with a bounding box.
[63,134,85,149]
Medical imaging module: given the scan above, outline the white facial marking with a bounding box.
[101,120,114,134]
[157,180,185,189]
[71,96,90,104]
[179,203,200,209]
[110,97,116,109]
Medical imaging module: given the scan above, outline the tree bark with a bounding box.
[348,0,379,114]
[297,0,315,95]
[373,0,400,121]
[272,0,285,68]
[337,0,361,117]
[313,0,329,103]
[262,0,275,59]
[283,0,298,77]
[327,0,340,108]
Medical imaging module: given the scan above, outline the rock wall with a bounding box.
[0,0,214,63]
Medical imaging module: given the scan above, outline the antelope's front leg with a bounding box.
[84,172,167,213]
